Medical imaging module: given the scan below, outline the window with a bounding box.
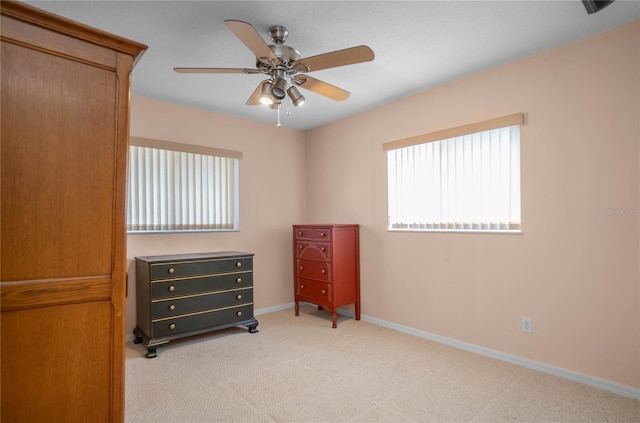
[127,137,240,233]
[384,114,523,233]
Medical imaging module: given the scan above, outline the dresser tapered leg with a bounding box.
[295,301,299,316]
[332,312,337,328]
[355,302,361,321]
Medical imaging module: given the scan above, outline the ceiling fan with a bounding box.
[174,20,375,114]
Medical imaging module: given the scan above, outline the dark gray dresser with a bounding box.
[133,251,258,358]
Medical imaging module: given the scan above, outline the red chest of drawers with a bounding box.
[293,224,360,328]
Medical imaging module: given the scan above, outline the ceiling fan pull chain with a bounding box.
[277,105,282,128]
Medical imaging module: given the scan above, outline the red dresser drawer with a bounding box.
[294,227,332,241]
[296,241,331,261]
[296,278,330,303]
[296,258,330,281]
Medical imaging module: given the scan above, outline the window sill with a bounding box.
[127,229,240,235]
[387,228,522,235]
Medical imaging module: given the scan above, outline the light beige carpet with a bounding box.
[125,305,639,422]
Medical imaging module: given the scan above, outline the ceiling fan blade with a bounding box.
[294,75,350,101]
[174,67,261,74]
[293,45,374,72]
[246,81,266,105]
[224,20,279,64]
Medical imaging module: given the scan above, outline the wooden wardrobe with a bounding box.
[0,2,146,421]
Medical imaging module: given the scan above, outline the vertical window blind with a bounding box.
[384,114,523,232]
[127,138,240,232]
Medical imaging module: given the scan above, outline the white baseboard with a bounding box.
[332,307,639,400]
[255,302,295,315]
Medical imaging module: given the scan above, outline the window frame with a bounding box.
[126,137,241,234]
[383,114,525,234]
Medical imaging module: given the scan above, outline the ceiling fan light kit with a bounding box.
[174,20,375,127]
[259,80,274,105]
[271,76,288,100]
[287,86,305,107]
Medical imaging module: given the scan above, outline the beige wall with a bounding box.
[126,21,638,390]
[305,21,639,389]
[126,96,307,335]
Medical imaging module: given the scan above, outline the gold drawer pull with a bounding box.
[298,231,302,236]
[235,262,242,268]
[168,268,175,274]
[299,266,304,271]
[236,277,242,284]
[300,284,305,289]
[236,294,242,300]
[169,304,176,311]
[321,289,326,295]
[169,323,176,330]
[321,269,326,274]
[168,285,175,292]
[320,232,325,237]
[236,311,243,317]
[321,247,325,251]
[299,245,304,249]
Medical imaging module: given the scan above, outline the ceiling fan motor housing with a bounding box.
[269,44,300,65]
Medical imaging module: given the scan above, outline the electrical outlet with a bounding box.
[522,317,533,333]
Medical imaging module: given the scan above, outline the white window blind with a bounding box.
[127,138,240,232]
[385,114,523,232]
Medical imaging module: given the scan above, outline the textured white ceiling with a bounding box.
[26,1,640,130]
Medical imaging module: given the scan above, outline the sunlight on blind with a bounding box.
[127,146,239,232]
[387,125,521,232]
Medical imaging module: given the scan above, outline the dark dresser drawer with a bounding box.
[152,304,254,338]
[151,256,252,280]
[151,272,253,299]
[151,288,253,319]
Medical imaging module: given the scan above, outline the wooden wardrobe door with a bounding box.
[1,42,116,281]
[0,2,146,422]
